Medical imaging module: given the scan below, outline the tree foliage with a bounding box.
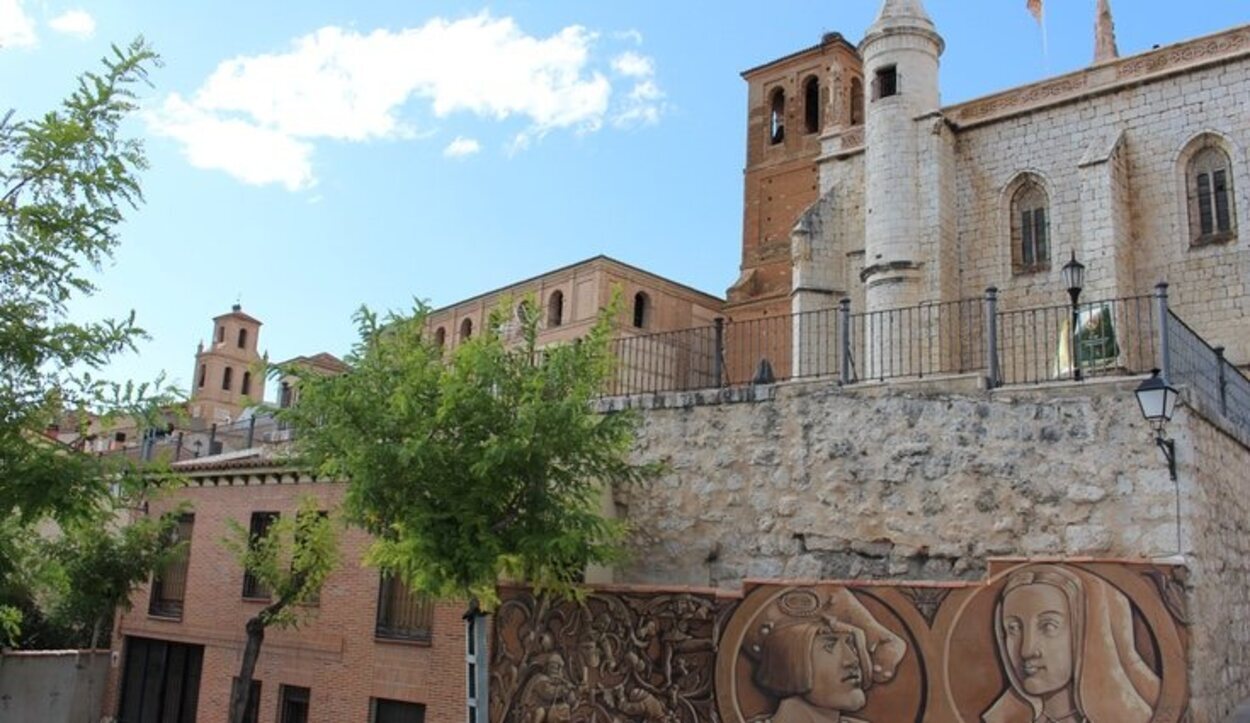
[0,37,170,527]
[281,297,660,606]
[0,38,181,647]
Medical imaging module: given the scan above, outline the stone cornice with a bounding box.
[944,24,1250,129]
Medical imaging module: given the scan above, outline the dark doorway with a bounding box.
[279,685,311,723]
[117,636,204,723]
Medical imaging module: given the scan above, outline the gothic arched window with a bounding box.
[769,88,785,145]
[1011,178,1050,273]
[1187,144,1237,244]
[547,290,564,327]
[803,76,821,134]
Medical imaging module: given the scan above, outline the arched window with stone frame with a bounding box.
[1181,135,1238,246]
[1008,175,1051,274]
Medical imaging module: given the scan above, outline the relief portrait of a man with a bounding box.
[743,588,906,723]
[984,565,1161,723]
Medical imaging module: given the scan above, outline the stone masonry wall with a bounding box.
[604,377,1250,720]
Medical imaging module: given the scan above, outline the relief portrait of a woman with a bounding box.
[984,565,1161,723]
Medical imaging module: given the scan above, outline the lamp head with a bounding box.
[1135,368,1178,431]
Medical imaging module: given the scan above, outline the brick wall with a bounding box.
[102,477,468,723]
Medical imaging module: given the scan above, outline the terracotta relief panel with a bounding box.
[490,561,1190,723]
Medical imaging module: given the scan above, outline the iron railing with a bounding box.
[604,290,1173,396]
[107,410,297,463]
[996,295,1159,386]
[1165,309,1250,441]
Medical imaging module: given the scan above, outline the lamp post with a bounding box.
[1134,368,1182,554]
[1061,251,1086,381]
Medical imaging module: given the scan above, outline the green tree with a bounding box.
[0,38,178,644]
[223,497,338,723]
[280,297,659,608]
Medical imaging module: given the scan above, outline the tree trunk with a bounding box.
[227,615,266,723]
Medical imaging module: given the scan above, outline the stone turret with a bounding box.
[859,0,945,315]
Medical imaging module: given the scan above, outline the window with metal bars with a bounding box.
[1010,179,1050,274]
[242,512,278,599]
[872,65,899,100]
[1189,145,1236,244]
[375,574,434,641]
[149,515,195,618]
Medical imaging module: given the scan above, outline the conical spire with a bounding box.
[1094,0,1119,63]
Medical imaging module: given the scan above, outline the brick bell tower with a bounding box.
[727,32,863,323]
[189,304,266,424]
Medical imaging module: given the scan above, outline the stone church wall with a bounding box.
[952,51,1250,362]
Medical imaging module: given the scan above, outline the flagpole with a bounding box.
[1041,2,1050,73]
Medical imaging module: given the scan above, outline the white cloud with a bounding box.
[49,9,95,39]
[611,51,653,79]
[148,12,663,190]
[0,0,38,49]
[147,95,315,191]
[443,136,481,158]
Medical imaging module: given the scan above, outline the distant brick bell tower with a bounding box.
[189,304,266,424]
[727,31,863,322]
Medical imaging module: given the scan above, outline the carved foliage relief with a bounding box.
[491,562,1190,723]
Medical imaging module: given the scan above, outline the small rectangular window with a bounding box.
[242,512,279,599]
[1197,172,1214,235]
[371,698,425,723]
[1214,169,1232,233]
[149,514,194,618]
[873,65,898,99]
[279,685,311,723]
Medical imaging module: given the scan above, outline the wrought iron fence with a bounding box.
[846,298,985,383]
[1165,309,1250,440]
[108,410,297,463]
[996,295,1159,386]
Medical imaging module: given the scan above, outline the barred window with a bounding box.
[375,574,434,642]
[1011,180,1050,273]
[241,512,278,599]
[149,514,195,618]
[1188,145,1237,244]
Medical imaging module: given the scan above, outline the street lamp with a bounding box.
[1134,368,1182,556]
[1061,251,1086,380]
[1134,368,1179,480]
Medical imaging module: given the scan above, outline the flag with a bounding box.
[1027,0,1043,23]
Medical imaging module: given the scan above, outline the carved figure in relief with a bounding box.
[743,589,906,723]
[984,565,1160,723]
[521,654,575,723]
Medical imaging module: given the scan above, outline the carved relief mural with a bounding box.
[489,587,735,722]
[490,562,1190,723]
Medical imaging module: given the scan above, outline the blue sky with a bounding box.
[2,0,1246,401]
